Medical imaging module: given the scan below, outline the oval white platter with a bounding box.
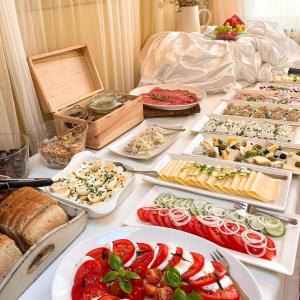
[43,151,135,218]
[183,133,300,176]
[123,185,300,275]
[129,84,206,111]
[51,226,263,300]
[108,120,183,160]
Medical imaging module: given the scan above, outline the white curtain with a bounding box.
[240,0,300,32]
[0,1,44,137]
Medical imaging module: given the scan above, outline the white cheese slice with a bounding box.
[189,259,214,281]
[174,249,194,275]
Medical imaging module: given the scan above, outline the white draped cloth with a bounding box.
[139,21,300,93]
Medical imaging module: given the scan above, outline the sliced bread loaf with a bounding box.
[0,234,22,283]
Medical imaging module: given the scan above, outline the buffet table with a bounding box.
[21,93,300,300]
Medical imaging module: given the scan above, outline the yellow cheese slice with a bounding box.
[237,176,249,197]
[248,172,281,203]
[159,160,177,180]
[229,176,243,195]
[169,160,186,182]
[241,171,257,197]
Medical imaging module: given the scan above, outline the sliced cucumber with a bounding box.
[264,222,285,237]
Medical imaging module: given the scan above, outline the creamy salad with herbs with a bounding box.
[202,117,293,142]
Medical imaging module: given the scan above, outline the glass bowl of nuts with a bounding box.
[0,133,30,178]
[35,120,88,169]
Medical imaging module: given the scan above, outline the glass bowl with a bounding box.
[35,120,88,169]
[0,133,29,178]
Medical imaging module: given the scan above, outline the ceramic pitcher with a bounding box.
[175,5,212,32]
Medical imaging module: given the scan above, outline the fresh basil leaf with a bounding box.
[109,253,124,271]
[173,288,187,300]
[102,271,119,282]
[187,291,203,300]
[164,267,181,288]
[119,277,132,294]
[120,270,140,279]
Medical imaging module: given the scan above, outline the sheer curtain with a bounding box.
[15,0,141,93]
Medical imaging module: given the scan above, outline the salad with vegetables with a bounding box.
[72,239,241,300]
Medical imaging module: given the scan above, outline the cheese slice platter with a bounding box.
[141,153,292,212]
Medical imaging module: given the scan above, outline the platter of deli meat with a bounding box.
[51,226,263,300]
[130,84,206,110]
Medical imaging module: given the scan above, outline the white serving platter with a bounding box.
[129,84,206,110]
[183,133,300,176]
[44,151,135,218]
[108,120,182,160]
[142,153,292,212]
[123,185,300,275]
[191,114,300,147]
[224,88,300,106]
[255,82,300,95]
[51,226,263,300]
[213,100,300,126]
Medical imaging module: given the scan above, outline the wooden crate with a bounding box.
[28,44,144,149]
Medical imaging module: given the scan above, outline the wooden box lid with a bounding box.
[28,44,103,114]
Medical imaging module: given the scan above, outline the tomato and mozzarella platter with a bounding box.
[137,206,276,261]
[141,88,200,106]
[72,239,241,300]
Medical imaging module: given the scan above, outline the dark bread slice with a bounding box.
[22,204,68,246]
[0,234,22,283]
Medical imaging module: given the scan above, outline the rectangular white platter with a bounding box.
[213,100,300,126]
[224,88,300,106]
[254,82,300,95]
[183,133,300,176]
[141,153,292,212]
[42,151,135,218]
[108,120,182,160]
[191,114,300,148]
[123,185,300,275]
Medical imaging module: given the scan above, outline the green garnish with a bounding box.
[244,149,265,159]
[102,253,139,294]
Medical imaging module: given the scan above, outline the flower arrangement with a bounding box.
[158,0,200,8]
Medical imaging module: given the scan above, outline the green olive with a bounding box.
[220,144,227,150]
[268,157,277,162]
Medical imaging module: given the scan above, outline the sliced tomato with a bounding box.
[129,242,154,276]
[206,226,227,247]
[149,210,161,226]
[264,237,276,261]
[156,212,168,228]
[84,273,101,287]
[74,260,102,286]
[197,284,240,300]
[162,215,176,229]
[81,284,109,300]
[71,283,82,300]
[226,225,247,253]
[192,219,208,239]
[188,261,226,288]
[112,239,135,263]
[182,252,204,280]
[99,296,120,300]
[137,208,148,222]
[127,285,144,300]
[86,247,111,275]
[168,247,183,267]
[151,243,169,268]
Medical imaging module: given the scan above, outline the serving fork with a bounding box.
[233,202,298,225]
[210,249,250,300]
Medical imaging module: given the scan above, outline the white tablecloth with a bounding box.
[20,94,299,300]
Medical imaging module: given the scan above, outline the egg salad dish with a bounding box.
[49,160,126,205]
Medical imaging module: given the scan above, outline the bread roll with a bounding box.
[0,234,22,282]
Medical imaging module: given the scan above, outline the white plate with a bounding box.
[44,151,135,218]
[213,100,300,126]
[108,121,182,160]
[123,186,300,275]
[51,226,263,300]
[129,84,206,111]
[183,133,300,176]
[142,153,292,212]
[191,114,300,147]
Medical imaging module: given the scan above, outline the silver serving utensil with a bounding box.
[113,162,159,178]
[153,124,186,132]
[233,202,298,225]
[210,250,250,300]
